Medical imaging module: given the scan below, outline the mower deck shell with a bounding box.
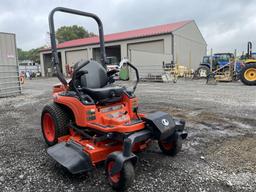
[47,140,93,174]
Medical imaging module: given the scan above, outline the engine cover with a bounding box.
[143,111,176,140]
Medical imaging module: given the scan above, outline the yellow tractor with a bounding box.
[240,42,256,85]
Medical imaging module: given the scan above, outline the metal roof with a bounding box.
[50,20,192,50]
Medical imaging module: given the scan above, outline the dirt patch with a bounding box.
[206,135,256,173]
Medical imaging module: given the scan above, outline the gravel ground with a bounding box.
[0,78,255,192]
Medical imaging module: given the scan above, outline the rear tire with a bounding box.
[158,133,182,156]
[240,63,256,85]
[195,66,210,79]
[41,103,70,146]
[106,158,135,191]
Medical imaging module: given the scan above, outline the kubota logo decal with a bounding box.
[161,119,169,126]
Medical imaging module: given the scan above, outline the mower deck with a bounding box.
[47,140,93,174]
[47,114,186,174]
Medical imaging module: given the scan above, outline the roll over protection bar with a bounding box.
[48,7,107,86]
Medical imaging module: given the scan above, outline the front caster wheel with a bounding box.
[158,133,182,156]
[106,158,135,191]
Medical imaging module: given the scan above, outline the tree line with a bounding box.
[18,25,96,63]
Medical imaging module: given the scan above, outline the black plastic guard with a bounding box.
[174,119,187,139]
[143,111,176,140]
[174,119,185,132]
[47,140,93,174]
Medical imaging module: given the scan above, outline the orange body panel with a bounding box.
[58,134,151,165]
[54,89,148,164]
[53,83,68,93]
[53,92,145,133]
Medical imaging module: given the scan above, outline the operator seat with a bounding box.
[72,60,124,102]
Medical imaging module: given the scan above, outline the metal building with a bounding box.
[40,20,206,78]
[0,32,21,97]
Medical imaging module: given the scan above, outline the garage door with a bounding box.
[128,40,166,78]
[66,49,88,66]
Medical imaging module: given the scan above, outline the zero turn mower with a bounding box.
[41,7,187,191]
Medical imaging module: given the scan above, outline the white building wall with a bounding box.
[40,34,173,77]
[40,52,45,77]
[60,50,66,76]
[40,22,206,77]
[173,21,207,70]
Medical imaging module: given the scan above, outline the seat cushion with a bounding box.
[83,86,124,101]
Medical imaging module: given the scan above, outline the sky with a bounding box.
[1,0,256,54]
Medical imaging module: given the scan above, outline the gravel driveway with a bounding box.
[0,78,255,192]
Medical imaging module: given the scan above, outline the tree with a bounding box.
[17,47,43,63]
[17,48,29,61]
[56,25,96,43]
[28,47,43,63]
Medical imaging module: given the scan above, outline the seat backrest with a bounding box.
[75,60,108,88]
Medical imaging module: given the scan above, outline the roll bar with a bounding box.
[126,62,139,92]
[119,59,139,92]
[49,7,107,86]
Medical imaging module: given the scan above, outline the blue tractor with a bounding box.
[195,53,237,79]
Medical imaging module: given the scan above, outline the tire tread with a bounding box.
[41,103,70,146]
[240,63,256,85]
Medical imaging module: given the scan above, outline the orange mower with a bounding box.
[41,7,187,191]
